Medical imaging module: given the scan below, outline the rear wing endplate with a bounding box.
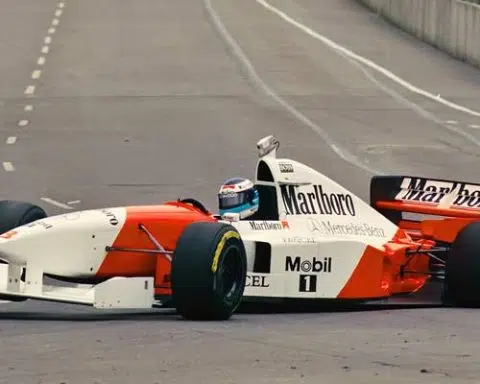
[370,175,480,225]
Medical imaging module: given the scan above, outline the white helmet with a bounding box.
[218,178,259,219]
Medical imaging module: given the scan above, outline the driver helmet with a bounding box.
[218,177,259,219]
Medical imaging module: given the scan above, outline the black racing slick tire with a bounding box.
[0,200,47,235]
[171,222,247,321]
[0,200,47,301]
[443,221,480,307]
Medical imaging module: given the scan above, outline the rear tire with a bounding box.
[0,200,47,301]
[0,200,47,234]
[444,221,480,307]
[171,222,247,320]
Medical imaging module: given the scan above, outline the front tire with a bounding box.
[444,221,480,307]
[171,222,247,320]
[0,200,47,234]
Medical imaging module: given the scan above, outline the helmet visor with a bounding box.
[218,192,248,210]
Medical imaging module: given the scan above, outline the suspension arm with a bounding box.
[104,223,173,262]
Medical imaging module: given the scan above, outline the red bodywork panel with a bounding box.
[370,199,480,297]
[94,201,216,297]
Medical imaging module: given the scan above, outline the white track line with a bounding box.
[40,197,73,210]
[31,70,42,79]
[340,51,480,147]
[203,0,381,175]
[255,0,480,119]
[3,162,15,172]
[24,85,35,95]
[2,3,66,173]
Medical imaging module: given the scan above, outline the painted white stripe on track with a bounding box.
[24,85,35,95]
[255,0,480,147]
[255,0,480,118]
[40,197,73,210]
[203,0,381,175]
[3,162,15,172]
[339,52,480,147]
[31,70,42,79]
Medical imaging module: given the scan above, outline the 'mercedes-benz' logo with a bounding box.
[307,218,386,238]
[307,218,323,232]
[280,184,356,216]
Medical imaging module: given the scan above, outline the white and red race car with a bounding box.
[0,135,479,320]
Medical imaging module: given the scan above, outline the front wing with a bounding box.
[0,263,155,309]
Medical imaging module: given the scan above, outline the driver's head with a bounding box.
[218,177,259,219]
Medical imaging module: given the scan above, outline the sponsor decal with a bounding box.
[285,256,332,273]
[246,274,270,288]
[307,218,386,238]
[282,236,319,244]
[280,184,355,216]
[26,220,53,230]
[279,162,294,173]
[299,275,317,292]
[0,230,17,239]
[249,220,290,231]
[396,177,480,208]
[211,230,240,273]
[101,209,119,226]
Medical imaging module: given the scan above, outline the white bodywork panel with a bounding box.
[230,142,400,299]
[0,208,126,277]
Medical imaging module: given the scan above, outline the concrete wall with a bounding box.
[357,0,480,68]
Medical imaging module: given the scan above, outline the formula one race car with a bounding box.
[0,135,480,320]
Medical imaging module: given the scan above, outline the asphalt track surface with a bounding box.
[1,0,480,382]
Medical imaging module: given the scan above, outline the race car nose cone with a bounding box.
[0,232,31,265]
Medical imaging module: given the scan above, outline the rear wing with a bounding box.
[370,176,480,232]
